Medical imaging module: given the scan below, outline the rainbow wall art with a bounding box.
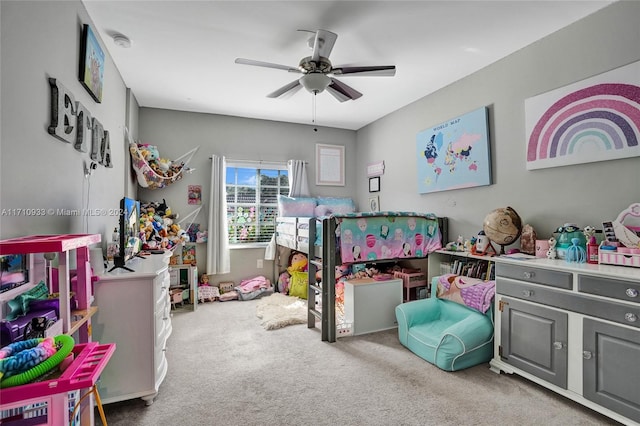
[525,60,640,170]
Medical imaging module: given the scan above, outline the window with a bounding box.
[226,162,288,245]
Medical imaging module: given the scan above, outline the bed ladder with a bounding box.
[307,217,336,342]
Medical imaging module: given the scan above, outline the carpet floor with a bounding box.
[97,298,620,426]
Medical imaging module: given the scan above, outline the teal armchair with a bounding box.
[395,278,495,371]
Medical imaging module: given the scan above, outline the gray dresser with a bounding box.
[490,257,640,425]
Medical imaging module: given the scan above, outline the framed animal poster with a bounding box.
[78,24,105,103]
[416,106,492,194]
[525,60,640,170]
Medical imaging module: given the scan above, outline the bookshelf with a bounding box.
[427,249,496,292]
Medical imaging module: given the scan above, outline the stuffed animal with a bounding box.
[278,251,308,294]
[156,199,168,216]
[143,145,159,162]
[156,158,172,172]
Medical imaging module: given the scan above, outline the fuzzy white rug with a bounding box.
[256,293,307,330]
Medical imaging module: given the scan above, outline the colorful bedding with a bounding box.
[333,212,442,264]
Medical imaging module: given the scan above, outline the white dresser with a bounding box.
[490,257,640,425]
[93,253,172,405]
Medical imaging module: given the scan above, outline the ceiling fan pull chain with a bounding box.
[312,93,317,124]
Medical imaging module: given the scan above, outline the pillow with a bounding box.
[314,197,356,215]
[314,205,332,217]
[436,274,495,313]
[277,195,316,217]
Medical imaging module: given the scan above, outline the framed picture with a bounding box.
[369,176,380,192]
[525,60,640,170]
[79,24,105,102]
[415,106,492,194]
[188,185,202,205]
[368,196,380,212]
[316,143,345,186]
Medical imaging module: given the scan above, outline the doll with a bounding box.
[277,250,308,294]
[199,274,210,286]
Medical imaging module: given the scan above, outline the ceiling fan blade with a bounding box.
[235,58,301,73]
[327,78,362,101]
[325,85,351,103]
[267,79,302,98]
[332,65,396,77]
[311,29,338,62]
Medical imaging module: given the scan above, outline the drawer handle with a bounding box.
[553,341,564,350]
[624,313,637,323]
[523,271,535,279]
[522,290,534,297]
[626,288,639,298]
[583,351,593,360]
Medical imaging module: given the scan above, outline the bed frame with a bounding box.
[275,214,448,342]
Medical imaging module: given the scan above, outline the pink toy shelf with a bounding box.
[0,234,102,256]
[0,234,101,341]
[0,341,115,424]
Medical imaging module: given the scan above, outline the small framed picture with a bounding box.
[188,185,202,205]
[369,196,380,212]
[369,176,380,192]
[78,24,105,103]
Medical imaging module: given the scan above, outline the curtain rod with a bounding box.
[208,157,307,164]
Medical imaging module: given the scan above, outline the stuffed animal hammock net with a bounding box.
[129,142,199,190]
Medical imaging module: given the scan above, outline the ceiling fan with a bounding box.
[235,29,396,102]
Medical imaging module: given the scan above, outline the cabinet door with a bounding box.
[500,297,568,388]
[583,318,640,423]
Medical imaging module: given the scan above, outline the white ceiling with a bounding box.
[82,0,613,131]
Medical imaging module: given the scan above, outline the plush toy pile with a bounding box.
[139,199,190,250]
[135,143,186,179]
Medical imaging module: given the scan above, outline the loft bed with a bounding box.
[275,212,448,342]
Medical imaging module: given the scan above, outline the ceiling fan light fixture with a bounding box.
[300,73,331,94]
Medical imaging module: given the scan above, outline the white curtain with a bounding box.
[287,159,310,197]
[207,155,231,274]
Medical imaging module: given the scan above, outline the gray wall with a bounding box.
[0,0,133,246]
[356,1,640,245]
[138,108,357,284]
[3,1,637,289]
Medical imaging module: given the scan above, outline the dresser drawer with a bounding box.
[496,263,572,289]
[498,278,640,329]
[155,308,170,346]
[154,272,170,313]
[578,275,640,303]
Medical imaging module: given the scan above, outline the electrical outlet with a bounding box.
[257,259,263,269]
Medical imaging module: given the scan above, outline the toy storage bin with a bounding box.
[599,242,640,268]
